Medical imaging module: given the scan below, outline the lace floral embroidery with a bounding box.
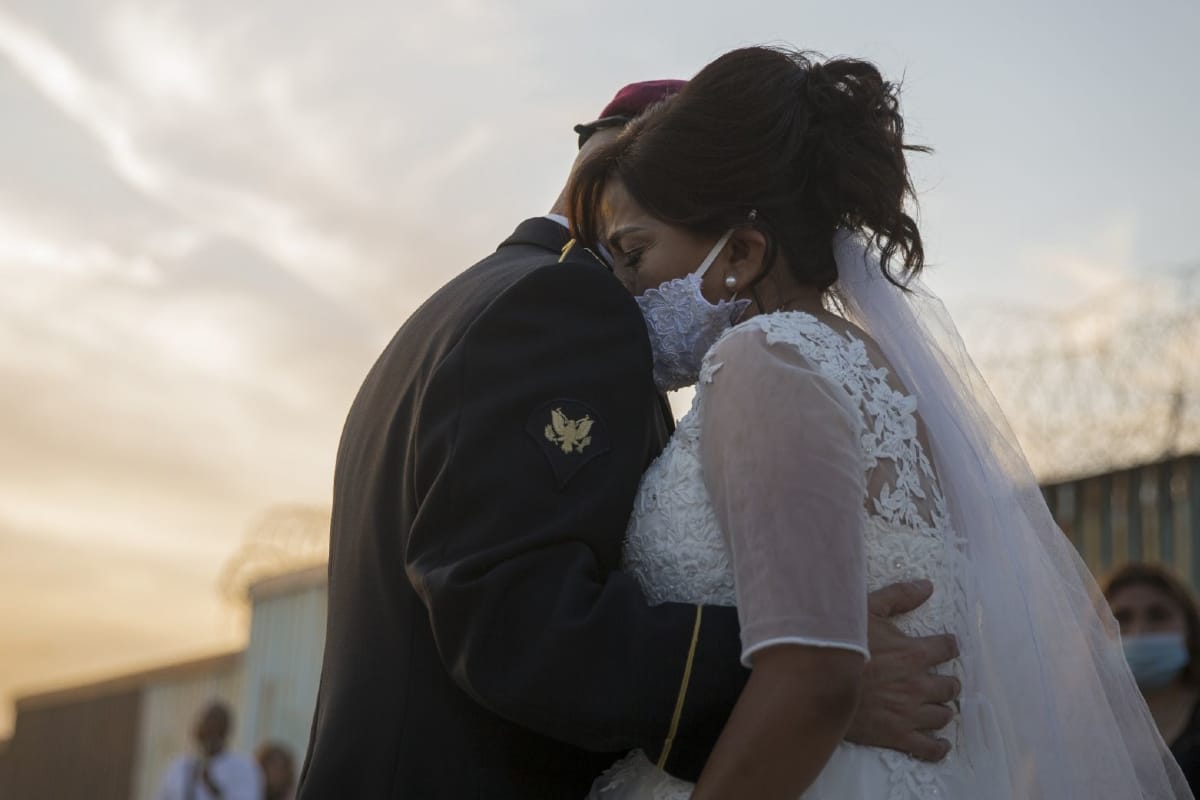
[619,311,969,799]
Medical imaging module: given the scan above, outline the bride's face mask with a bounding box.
[602,180,751,391]
[632,230,751,392]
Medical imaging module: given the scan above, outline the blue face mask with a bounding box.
[1122,632,1189,690]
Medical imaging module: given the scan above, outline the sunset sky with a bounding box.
[1,0,1197,735]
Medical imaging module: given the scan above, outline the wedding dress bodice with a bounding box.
[617,311,968,799]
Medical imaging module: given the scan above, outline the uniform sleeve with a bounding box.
[699,326,869,667]
[406,258,747,779]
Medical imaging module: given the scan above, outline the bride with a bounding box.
[568,47,1192,798]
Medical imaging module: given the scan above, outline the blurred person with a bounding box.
[568,45,1191,798]
[1107,562,1200,791]
[155,701,261,800]
[255,742,296,800]
[295,79,959,799]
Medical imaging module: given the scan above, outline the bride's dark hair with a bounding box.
[570,46,929,290]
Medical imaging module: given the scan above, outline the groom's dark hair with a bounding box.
[569,46,929,293]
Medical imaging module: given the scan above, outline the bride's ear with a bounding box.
[726,227,770,285]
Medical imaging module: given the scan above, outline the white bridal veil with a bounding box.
[832,232,1192,798]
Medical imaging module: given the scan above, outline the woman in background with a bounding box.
[1107,563,1200,791]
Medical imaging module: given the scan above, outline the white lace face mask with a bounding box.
[635,229,751,392]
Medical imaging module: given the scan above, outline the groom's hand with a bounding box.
[844,580,959,762]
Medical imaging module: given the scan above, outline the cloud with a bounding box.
[0,520,244,735]
[1,5,408,326]
[103,4,220,107]
[1020,213,1138,298]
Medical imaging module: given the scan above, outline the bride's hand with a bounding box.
[844,580,960,762]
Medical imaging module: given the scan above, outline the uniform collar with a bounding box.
[498,217,572,255]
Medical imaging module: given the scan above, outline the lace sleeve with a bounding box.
[699,326,869,667]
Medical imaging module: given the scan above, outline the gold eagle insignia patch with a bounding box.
[526,399,609,490]
[544,407,594,454]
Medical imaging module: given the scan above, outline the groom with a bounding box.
[297,81,960,799]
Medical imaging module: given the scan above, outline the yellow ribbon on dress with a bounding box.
[657,605,704,769]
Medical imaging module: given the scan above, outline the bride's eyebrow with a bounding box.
[607,225,647,252]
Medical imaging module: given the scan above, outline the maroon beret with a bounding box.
[574,79,686,148]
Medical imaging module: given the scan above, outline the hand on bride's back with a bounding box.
[845,580,960,762]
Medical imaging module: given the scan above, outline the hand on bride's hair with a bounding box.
[845,580,960,762]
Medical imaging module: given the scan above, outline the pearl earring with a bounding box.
[724,275,738,291]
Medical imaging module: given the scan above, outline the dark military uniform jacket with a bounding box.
[296,218,749,799]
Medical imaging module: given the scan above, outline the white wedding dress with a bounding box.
[589,310,1012,799]
[587,231,1190,798]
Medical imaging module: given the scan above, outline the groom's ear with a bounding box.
[727,227,770,284]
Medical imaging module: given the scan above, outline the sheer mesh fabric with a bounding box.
[698,325,870,665]
[697,315,964,670]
